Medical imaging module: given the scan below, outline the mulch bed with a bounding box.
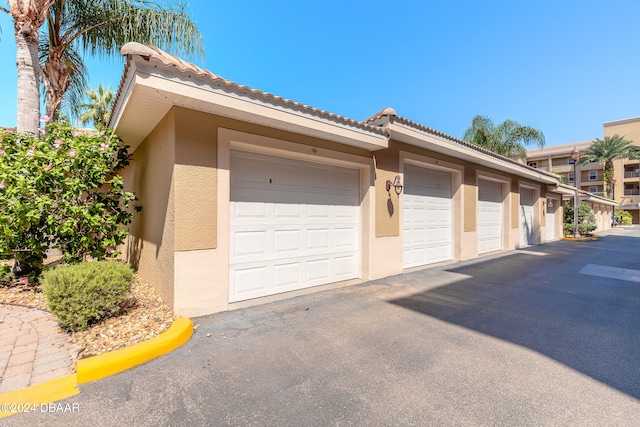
[0,260,176,359]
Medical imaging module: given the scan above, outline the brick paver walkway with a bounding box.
[0,305,79,393]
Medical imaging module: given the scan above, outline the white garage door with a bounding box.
[229,151,360,302]
[403,164,453,268]
[520,188,535,246]
[478,180,503,254]
[546,198,556,242]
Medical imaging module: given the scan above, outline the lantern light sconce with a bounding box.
[386,175,403,195]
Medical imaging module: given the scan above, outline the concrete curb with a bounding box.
[562,234,599,242]
[0,318,192,419]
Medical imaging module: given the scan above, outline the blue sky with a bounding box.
[1,0,639,145]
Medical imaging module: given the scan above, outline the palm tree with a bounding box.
[580,134,640,198]
[42,0,204,121]
[78,84,113,130]
[1,1,55,135]
[2,0,204,133]
[463,115,545,160]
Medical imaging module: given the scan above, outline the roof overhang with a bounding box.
[551,184,579,196]
[110,59,388,153]
[388,121,558,184]
[555,184,618,206]
[579,195,618,207]
[619,202,640,210]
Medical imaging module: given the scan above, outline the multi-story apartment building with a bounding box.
[604,117,640,224]
[526,117,640,224]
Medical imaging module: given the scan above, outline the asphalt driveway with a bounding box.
[7,227,640,426]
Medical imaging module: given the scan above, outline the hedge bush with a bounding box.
[41,261,134,331]
[0,263,11,286]
[615,210,633,226]
[0,120,138,281]
[563,201,597,236]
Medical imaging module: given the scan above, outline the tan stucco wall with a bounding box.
[124,109,176,307]
[173,108,218,251]
[126,105,556,316]
[464,166,477,233]
[374,147,400,237]
[604,120,640,223]
[169,108,375,315]
[604,119,640,143]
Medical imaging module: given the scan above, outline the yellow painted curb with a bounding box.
[77,317,193,384]
[0,375,79,419]
[0,318,192,419]
[562,236,593,242]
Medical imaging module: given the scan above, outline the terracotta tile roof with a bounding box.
[113,43,559,184]
[365,108,559,180]
[115,42,388,137]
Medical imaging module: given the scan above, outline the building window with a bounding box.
[568,158,576,165]
[589,171,597,180]
[568,173,575,182]
[527,161,538,168]
[589,186,598,193]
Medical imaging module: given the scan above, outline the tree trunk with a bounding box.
[42,50,72,121]
[604,161,614,198]
[14,19,41,135]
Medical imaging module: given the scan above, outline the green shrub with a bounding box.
[0,120,139,280]
[563,201,597,236]
[615,210,633,226]
[41,261,134,331]
[563,223,574,237]
[0,263,11,285]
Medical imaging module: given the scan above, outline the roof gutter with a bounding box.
[111,48,388,153]
[389,121,558,184]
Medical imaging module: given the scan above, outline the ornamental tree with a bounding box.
[563,201,597,236]
[0,120,138,279]
[463,115,545,160]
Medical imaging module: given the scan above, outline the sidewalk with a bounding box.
[0,304,79,393]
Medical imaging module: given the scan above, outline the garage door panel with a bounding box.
[273,201,302,219]
[232,157,267,185]
[307,258,330,281]
[273,263,300,288]
[335,254,357,275]
[232,190,269,219]
[273,161,302,186]
[234,231,267,257]
[403,164,452,268]
[477,180,503,254]
[520,188,535,246]
[308,166,330,189]
[230,151,360,303]
[274,230,301,253]
[335,227,357,248]
[333,170,360,192]
[233,267,268,296]
[307,228,330,250]
[546,199,556,241]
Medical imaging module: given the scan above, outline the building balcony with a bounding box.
[624,171,640,179]
[551,165,574,173]
[624,189,640,196]
[578,163,602,171]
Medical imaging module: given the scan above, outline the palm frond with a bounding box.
[580,135,638,165]
[78,83,114,129]
[464,115,544,159]
[71,0,204,62]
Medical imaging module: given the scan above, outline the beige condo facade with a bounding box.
[526,118,640,224]
[111,43,615,317]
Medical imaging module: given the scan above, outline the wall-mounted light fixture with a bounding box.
[386,175,403,195]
